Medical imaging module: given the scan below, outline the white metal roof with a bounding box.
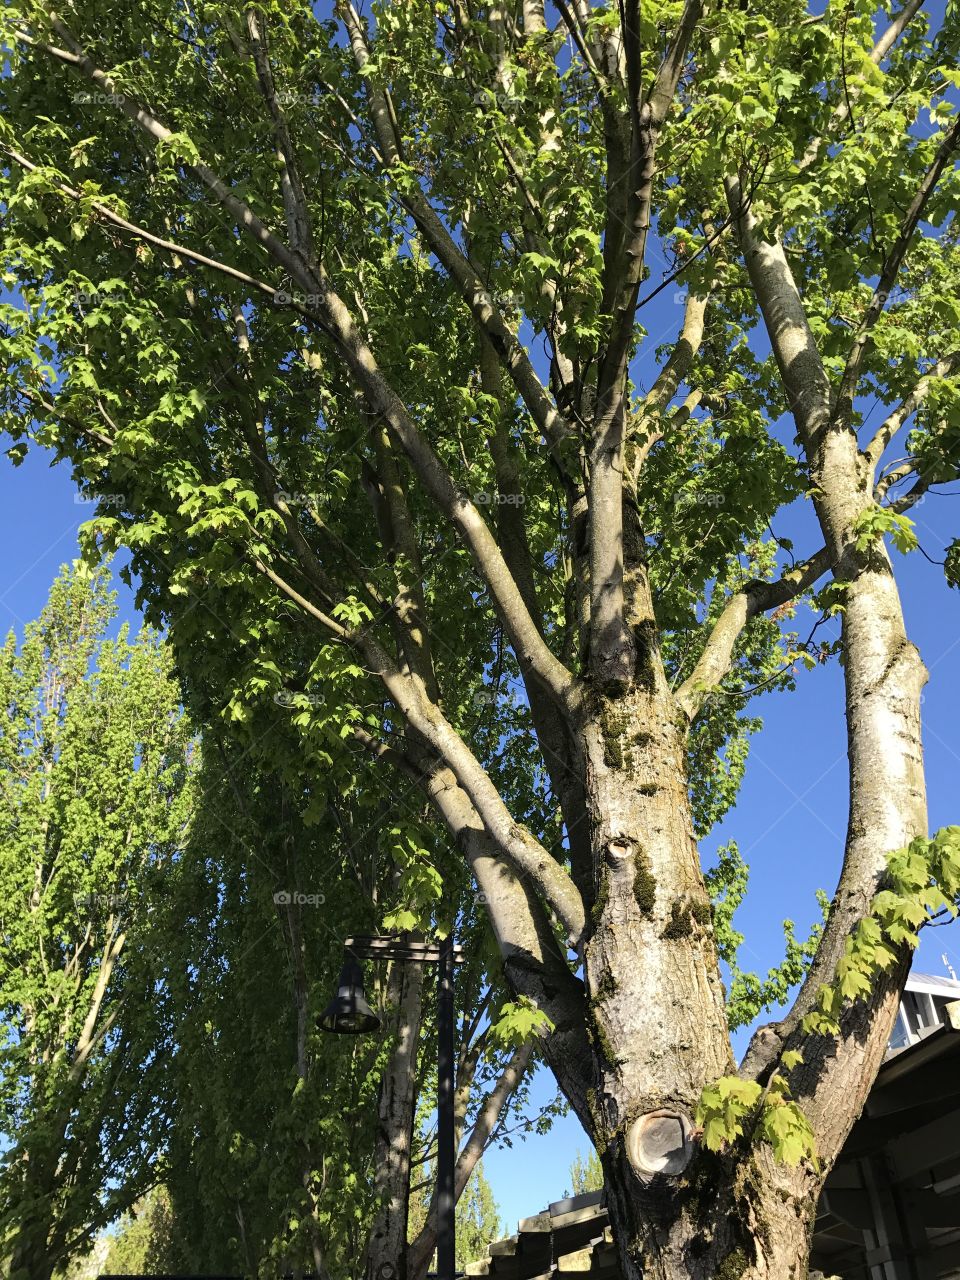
[905,971,960,997]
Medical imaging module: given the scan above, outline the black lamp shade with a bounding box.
[318,957,381,1034]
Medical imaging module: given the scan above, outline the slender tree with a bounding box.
[98,1187,182,1276]
[568,1146,604,1197]
[149,727,408,1280]
[454,1161,504,1270]
[0,590,565,1279]
[2,1,960,1274]
[408,1158,505,1273]
[0,565,196,1280]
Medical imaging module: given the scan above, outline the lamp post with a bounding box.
[319,933,465,1280]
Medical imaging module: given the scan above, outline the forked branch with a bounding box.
[674,547,834,720]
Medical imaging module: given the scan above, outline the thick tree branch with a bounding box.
[643,291,710,413]
[887,472,933,513]
[480,338,593,899]
[864,351,960,469]
[363,418,441,700]
[349,726,594,1126]
[868,0,926,65]
[625,290,711,482]
[588,0,703,687]
[873,460,925,504]
[674,547,834,720]
[725,171,833,449]
[553,0,608,95]
[264,598,587,944]
[313,278,581,709]
[730,148,931,1153]
[598,0,702,382]
[245,6,316,267]
[69,920,125,1082]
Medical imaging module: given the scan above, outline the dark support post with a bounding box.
[436,932,456,1279]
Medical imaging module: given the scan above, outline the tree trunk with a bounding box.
[578,679,729,1081]
[8,1235,55,1280]
[602,1141,818,1279]
[364,957,424,1280]
[564,566,831,1280]
[8,1156,57,1280]
[572,667,744,1278]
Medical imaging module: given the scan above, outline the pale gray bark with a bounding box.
[364,961,425,1280]
[728,162,930,1183]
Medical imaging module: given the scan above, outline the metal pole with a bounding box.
[436,932,456,1279]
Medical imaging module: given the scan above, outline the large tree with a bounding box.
[2,1,960,1275]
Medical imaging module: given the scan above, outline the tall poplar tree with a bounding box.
[0,565,195,1280]
[3,1,960,1273]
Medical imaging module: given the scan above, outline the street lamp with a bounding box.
[318,956,381,1034]
[319,933,465,1280]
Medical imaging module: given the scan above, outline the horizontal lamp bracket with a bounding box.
[344,935,466,965]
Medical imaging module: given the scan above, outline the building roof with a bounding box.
[463,1190,614,1277]
[904,971,960,997]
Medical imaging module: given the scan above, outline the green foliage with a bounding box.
[143,737,399,1277]
[568,1146,604,1196]
[455,1161,505,1269]
[100,1187,184,1275]
[696,1069,818,1169]
[697,1076,764,1151]
[381,834,445,933]
[706,843,827,1030]
[141,716,532,1276]
[0,564,196,1279]
[852,505,919,555]
[946,538,960,588]
[802,828,960,1036]
[1,0,960,1253]
[756,1082,819,1170]
[0,566,525,1279]
[488,998,555,1050]
[2,0,939,915]
[408,1159,505,1269]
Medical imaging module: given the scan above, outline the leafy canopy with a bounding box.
[1,0,960,1195]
